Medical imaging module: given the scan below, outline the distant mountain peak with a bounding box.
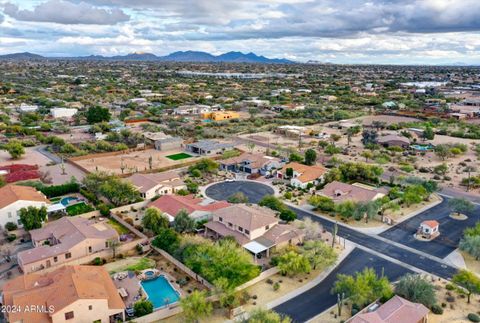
[0,50,294,64]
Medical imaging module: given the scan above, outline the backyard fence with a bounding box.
[150,245,214,290]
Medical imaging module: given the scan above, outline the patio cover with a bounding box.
[243,241,269,254]
[47,203,66,213]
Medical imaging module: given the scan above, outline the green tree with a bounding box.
[423,126,435,140]
[277,251,311,277]
[86,106,111,124]
[395,274,437,308]
[434,163,448,175]
[452,270,480,303]
[133,300,154,317]
[289,153,303,162]
[173,209,196,233]
[302,240,337,270]
[180,290,213,323]
[213,277,239,310]
[361,150,373,162]
[332,267,393,307]
[402,185,428,206]
[304,149,317,165]
[308,195,335,212]
[459,235,480,260]
[227,192,249,203]
[151,228,180,254]
[142,207,169,234]
[448,198,475,216]
[4,139,25,159]
[280,209,297,222]
[245,308,292,323]
[335,200,356,219]
[19,206,47,230]
[434,144,451,160]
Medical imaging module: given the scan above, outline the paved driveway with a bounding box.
[274,248,412,322]
[205,181,274,203]
[379,198,480,258]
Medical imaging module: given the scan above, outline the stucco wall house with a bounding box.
[0,185,50,229]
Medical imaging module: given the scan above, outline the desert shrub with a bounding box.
[5,222,17,231]
[468,313,480,322]
[431,304,444,315]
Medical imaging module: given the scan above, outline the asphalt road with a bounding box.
[380,198,480,258]
[205,180,458,279]
[274,248,412,322]
[291,206,458,280]
[205,181,274,204]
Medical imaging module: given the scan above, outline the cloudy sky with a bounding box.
[1,0,480,64]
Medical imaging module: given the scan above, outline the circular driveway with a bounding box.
[205,181,274,204]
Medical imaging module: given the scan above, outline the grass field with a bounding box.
[66,202,95,216]
[107,218,130,235]
[166,152,193,160]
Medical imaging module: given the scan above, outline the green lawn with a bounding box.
[107,218,130,235]
[107,257,156,274]
[166,152,193,161]
[66,202,95,216]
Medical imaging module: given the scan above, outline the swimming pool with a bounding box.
[140,275,180,309]
[411,144,434,151]
[60,196,79,206]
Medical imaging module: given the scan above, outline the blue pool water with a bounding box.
[140,276,180,309]
[411,144,433,151]
[61,197,79,206]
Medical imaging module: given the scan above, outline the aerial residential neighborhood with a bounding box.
[0,1,480,323]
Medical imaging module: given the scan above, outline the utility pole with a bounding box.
[332,221,338,248]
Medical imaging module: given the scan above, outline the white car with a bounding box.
[225,178,235,182]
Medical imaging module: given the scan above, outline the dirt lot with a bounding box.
[0,147,51,167]
[72,148,201,175]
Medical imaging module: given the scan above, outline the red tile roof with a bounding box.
[149,194,230,217]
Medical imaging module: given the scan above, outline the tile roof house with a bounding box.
[220,152,284,175]
[277,162,327,189]
[149,194,230,221]
[204,204,304,258]
[378,135,411,148]
[17,217,118,274]
[127,171,186,199]
[319,181,388,203]
[348,295,429,323]
[2,265,125,323]
[0,184,50,229]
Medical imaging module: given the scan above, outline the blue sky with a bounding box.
[1,0,480,64]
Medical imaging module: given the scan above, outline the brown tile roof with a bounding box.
[149,194,230,217]
[319,181,386,203]
[0,184,49,209]
[127,171,184,194]
[212,204,278,232]
[350,295,429,323]
[2,265,125,323]
[262,223,305,245]
[18,217,118,265]
[280,162,327,183]
[204,221,250,245]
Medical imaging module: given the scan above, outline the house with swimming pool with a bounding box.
[17,216,118,273]
[2,265,125,323]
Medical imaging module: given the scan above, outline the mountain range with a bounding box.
[0,51,294,64]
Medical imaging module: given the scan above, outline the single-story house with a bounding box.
[0,184,50,229]
[220,152,284,175]
[378,135,411,148]
[149,194,230,221]
[185,140,234,156]
[277,162,327,189]
[205,204,304,258]
[154,136,183,151]
[418,220,440,239]
[348,295,429,323]
[127,171,186,199]
[174,104,211,115]
[2,265,125,323]
[318,181,388,203]
[17,216,118,273]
